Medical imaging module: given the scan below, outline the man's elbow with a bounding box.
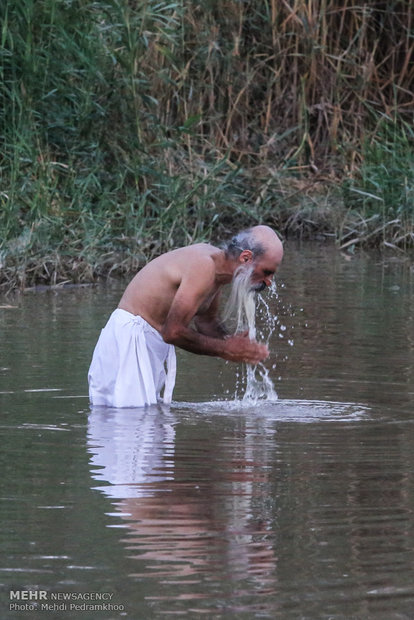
[161,324,182,345]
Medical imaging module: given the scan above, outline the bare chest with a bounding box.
[196,286,221,315]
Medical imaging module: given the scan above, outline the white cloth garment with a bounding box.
[88,309,176,408]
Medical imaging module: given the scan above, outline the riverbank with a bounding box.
[1,1,412,291]
[1,168,413,293]
[1,175,412,294]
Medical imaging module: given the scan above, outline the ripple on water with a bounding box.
[174,398,370,422]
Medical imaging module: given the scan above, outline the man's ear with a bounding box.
[239,249,253,264]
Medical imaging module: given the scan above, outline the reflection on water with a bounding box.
[86,397,414,618]
[88,405,176,498]
[87,404,281,605]
[1,243,414,618]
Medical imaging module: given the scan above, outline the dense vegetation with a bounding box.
[1,0,413,289]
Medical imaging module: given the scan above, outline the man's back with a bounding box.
[118,243,222,332]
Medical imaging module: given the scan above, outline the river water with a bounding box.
[1,243,413,619]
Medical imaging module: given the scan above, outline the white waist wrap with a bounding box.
[88,309,176,408]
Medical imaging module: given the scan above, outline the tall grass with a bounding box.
[1,0,413,289]
[341,116,414,251]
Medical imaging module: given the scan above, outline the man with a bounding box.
[88,225,283,408]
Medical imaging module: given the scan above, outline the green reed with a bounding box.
[1,0,413,289]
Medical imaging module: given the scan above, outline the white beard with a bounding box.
[222,265,257,338]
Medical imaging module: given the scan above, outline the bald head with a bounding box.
[249,225,283,261]
[223,225,283,292]
[225,225,283,264]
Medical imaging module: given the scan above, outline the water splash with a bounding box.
[232,280,280,405]
[242,364,278,404]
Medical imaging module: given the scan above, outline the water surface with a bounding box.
[1,243,413,619]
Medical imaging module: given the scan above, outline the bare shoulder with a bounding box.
[119,243,223,326]
[157,243,219,281]
[170,243,218,261]
[180,243,218,268]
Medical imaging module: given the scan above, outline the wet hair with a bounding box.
[223,228,265,260]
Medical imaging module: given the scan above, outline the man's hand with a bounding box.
[222,333,269,364]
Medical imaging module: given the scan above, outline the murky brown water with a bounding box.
[1,243,413,619]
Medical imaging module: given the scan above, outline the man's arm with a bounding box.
[161,259,268,364]
[193,291,228,339]
[193,316,228,339]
